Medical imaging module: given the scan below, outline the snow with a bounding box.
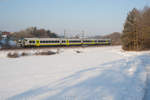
[0,46,150,100]
[143,63,150,100]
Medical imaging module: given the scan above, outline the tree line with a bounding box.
[121,6,150,51]
[10,27,59,40]
[92,32,121,45]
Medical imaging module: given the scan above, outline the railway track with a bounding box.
[0,45,111,51]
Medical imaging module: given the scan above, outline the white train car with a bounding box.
[17,38,111,47]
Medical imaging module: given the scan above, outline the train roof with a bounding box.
[23,38,111,40]
[24,38,60,40]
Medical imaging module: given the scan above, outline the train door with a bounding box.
[92,40,95,44]
[67,40,69,46]
[36,40,40,46]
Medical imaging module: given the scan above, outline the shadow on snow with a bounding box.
[7,55,150,100]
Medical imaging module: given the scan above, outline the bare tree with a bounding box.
[122,8,143,50]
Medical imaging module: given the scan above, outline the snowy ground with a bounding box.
[0,46,150,100]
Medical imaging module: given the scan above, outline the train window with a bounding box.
[69,40,81,43]
[83,40,92,42]
[29,41,34,43]
[53,41,59,43]
[48,41,52,43]
[39,40,60,43]
[62,40,66,43]
[98,40,106,42]
[47,41,56,43]
[56,41,59,43]
[29,41,35,43]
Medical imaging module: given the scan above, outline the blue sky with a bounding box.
[0,0,150,36]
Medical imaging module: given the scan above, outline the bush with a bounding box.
[7,52,19,58]
[76,50,82,53]
[35,51,56,56]
[21,52,29,56]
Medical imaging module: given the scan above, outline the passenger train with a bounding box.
[17,38,111,47]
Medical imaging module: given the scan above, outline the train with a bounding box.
[17,38,111,47]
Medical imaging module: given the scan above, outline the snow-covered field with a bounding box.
[0,46,150,100]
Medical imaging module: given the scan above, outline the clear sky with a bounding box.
[0,0,150,36]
